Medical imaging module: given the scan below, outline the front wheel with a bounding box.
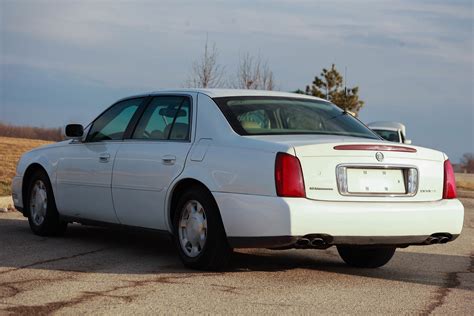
[337,246,396,268]
[173,185,231,270]
[26,170,67,236]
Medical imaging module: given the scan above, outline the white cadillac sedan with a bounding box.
[12,89,464,270]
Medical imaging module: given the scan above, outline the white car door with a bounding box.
[55,97,146,223]
[112,94,195,230]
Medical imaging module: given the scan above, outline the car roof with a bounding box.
[143,88,328,101]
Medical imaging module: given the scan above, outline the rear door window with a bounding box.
[132,96,191,141]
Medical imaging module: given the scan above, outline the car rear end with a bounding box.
[211,94,464,251]
[272,142,463,248]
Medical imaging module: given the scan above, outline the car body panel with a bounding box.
[55,141,122,223]
[12,140,71,209]
[112,140,192,229]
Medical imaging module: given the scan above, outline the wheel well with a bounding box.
[169,178,216,229]
[22,163,48,214]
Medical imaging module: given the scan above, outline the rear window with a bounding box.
[213,96,379,139]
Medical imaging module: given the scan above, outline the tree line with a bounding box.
[0,123,62,141]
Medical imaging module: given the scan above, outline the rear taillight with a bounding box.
[443,159,457,199]
[275,152,305,197]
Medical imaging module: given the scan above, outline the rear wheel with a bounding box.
[337,246,396,268]
[26,170,67,236]
[173,185,231,270]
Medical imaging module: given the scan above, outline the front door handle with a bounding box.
[162,155,176,165]
[99,153,111,163]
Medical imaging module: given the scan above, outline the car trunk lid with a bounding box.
[292,141,445,202]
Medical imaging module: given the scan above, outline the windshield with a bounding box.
[372,129,400,142]
[213,96,379,139]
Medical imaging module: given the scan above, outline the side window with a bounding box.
[132,96,191,141]
[87,98,143,142]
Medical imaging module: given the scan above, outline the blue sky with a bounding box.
[0,0,472,162]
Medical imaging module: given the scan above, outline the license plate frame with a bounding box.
[336,164,418,197]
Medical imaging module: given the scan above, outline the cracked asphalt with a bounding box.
[0,198,472,315]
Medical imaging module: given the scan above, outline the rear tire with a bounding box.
[337,246,396,268]
[173,185,231,270]
[26,169,67,236]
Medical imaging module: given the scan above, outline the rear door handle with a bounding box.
[162,155,176,165]
[99,153,111,163]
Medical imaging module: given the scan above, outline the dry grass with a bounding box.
[0,137,52,196]
[455,173,474,191]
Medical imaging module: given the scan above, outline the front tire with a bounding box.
[26,170,67,236]
[173,185,231,270]
[337,246,396,268]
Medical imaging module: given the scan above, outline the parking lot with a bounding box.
[0,197,472,315]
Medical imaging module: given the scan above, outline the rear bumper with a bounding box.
[227,234,459,248]
[213,192,464,248]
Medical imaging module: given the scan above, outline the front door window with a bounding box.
[87,98,144,142]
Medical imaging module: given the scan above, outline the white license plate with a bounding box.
[346,168,406,194]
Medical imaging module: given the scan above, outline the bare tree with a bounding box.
[185,37,225,88]
[234,53,275,90]
[261,61,275,91]
[461,153,474,173]
[185,39,277,90]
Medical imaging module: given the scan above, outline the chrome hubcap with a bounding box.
[29,180,47,226]
[178,200,207,257]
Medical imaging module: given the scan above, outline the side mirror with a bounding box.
[404,139,412,145]
[64,124,84,140]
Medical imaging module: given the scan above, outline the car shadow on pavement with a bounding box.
[230,250,473,292]
[0,217,472,292]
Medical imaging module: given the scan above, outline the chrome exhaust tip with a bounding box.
[426,236,439,244]
[296,238,310,247]
[310,238,326,247]
[438,236,450,244]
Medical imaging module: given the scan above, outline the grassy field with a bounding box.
[0,136,472,196]
[0,137,52,196]
[456,172,474,191]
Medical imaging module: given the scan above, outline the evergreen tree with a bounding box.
[305,64,364,116]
